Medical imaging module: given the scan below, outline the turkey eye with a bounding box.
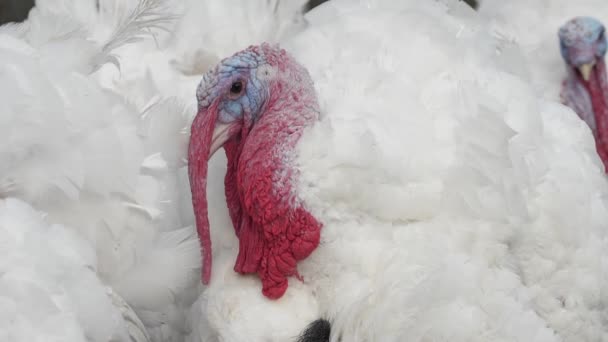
[230,81,243,95]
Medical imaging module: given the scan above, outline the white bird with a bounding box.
[478,0,607,111]
[0,0,313,341]
[3,0,607,341]
[479,0,608,174]
[181,0,608,341]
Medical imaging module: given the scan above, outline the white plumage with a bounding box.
[0,198,150,342]
[2,0,608,341]
[0,1,200,341]
[190,0,608,341]
[0,0,310,341]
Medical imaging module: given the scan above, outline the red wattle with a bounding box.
[228,100,322,299]
[224,140,243,233]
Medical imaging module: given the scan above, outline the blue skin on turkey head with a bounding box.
[559,16,607,135]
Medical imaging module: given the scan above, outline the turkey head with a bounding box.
[188,43,322,299]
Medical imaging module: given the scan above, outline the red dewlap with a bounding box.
[224,130,322,299]
[226,81,321,298]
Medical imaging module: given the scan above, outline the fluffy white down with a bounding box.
[3,0,608,341]
[96,0,309,109]
[0,198,135,342]
[1,0,312,341]
[478,0,608,101]
[191,0,608,341]
[0,1,201,341]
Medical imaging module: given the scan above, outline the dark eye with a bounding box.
[230,81,243,95]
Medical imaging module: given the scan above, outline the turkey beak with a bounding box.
[579,62,595,81]
[208,122,237,158]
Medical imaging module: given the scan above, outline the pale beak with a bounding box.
[208,122,237,158]
[578,62,596,81]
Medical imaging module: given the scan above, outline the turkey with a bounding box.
[0,0,314,341]
[479,0,608,170]
[186,0,608,341]
[558,17,608,170]
[3,0,608,341]
[478,0,608,96]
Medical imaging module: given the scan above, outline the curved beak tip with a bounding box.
[578,62,595,81]
[208,122,237,158]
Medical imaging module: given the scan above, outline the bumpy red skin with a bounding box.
[562,60,608,171]
[190,44,322,299]
[227,63,321,299]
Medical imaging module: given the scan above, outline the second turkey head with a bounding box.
[559,17,608,171]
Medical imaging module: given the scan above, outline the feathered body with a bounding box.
[0,1,200,341]
[1,0,314,341]
[189,0,608,341]
[0,198,148,342]
[3,0,608,341]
